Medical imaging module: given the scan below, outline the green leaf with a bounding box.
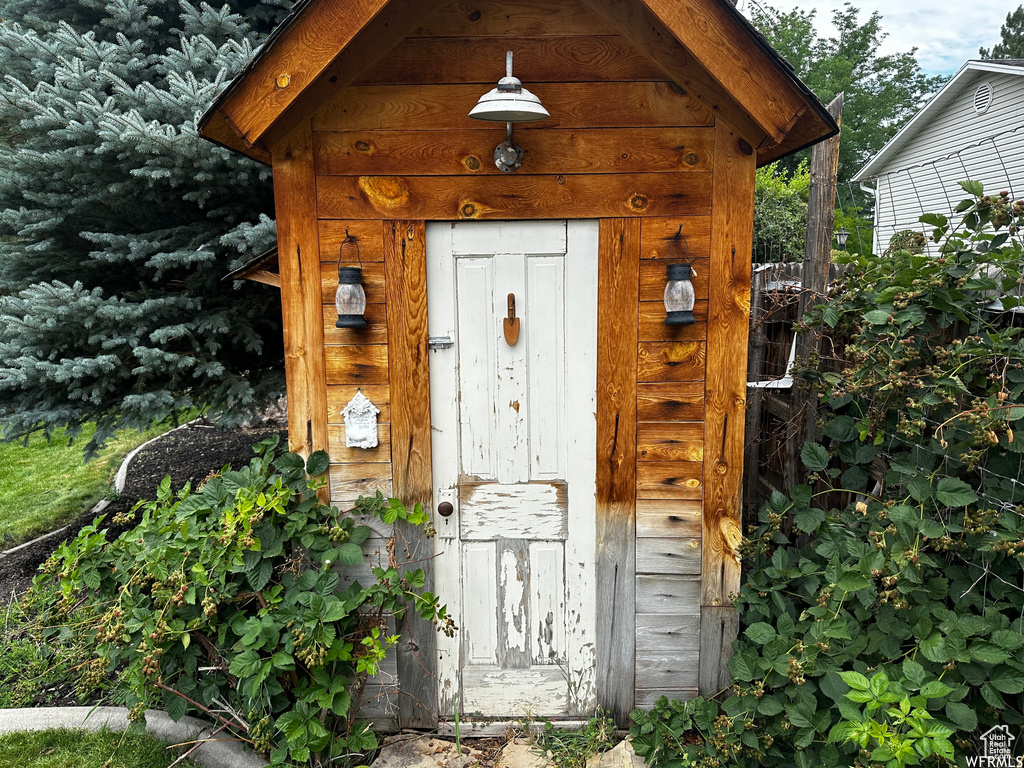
[935,477,978,507]
[944,701,978,731]
[247,559,273,592]
[837,570,869,592]
[794,507,825,533]
[981,682,1007,709]
[786,701,816,729]
[959,180,984,197]
[921,633,947,663]
[229,649,263,679]
[334,542,364,567]
[919,213,948,227]
[757,695,784,715]
[271,651,295,670]
[839,671,871,691]
[869,672,889,697]
[970,642,1011,665]
[165,692,188,722]
[992,630,1024,651]
[864,309,890,325]
[820,671,849,702]
[907,476,932,502]
[744,622,775,644]
[902,659,926,687]
[823,416,859,442]
[801,442,830,472]
[729,652,757,681]
[990,673,1024,694]
[306,450,330,476]
[920,680,953,698]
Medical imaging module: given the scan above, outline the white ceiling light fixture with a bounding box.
[469,51,550,173]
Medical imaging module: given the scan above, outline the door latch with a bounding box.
[428,335,454,350]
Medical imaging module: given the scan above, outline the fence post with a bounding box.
[794,93,844,445]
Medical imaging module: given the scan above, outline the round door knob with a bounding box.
[438,501,455,517]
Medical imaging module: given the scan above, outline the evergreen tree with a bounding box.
[0,0,291,454]
[979,5,1024,59]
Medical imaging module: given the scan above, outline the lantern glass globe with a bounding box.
[664,263,696,326]
[335,267,367,328]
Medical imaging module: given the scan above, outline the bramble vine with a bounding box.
[31,436,454,767]
[631,184,1024,767]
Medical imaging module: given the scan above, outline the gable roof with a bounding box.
[853,60,1024,181]
[198,0,837,166]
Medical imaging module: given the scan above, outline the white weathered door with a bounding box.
[427,220,598,718]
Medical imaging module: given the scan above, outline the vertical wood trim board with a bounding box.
[700,121,755,691]
[271,120,330,500]
[595,218,640,725]
[383,220,438,727]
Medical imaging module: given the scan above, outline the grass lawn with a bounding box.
[0,421,181,547]
[0,728,201,768]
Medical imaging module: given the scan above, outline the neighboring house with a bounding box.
[854,60,1024,254]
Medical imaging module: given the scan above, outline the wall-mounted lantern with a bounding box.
[335,232,367,328]
[468,51,549,173]
[664,227,696,326]
[835,226,850,250]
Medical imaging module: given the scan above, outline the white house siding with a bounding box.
[869,71,1024,254]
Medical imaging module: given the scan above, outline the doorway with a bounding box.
[426,220,599,717]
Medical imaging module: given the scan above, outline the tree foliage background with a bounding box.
[980,5,1024,59]
[749,1,946,183]
[0,0,287,454]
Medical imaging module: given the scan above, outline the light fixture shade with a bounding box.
[469,81,550,123]
[469,51,549,123]
[835,226,850,249]
[336,267,367,328]
[664,263,696,326]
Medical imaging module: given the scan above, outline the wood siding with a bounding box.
[279,0,754,724]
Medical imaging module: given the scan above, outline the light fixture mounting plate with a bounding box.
[494,139,524,173]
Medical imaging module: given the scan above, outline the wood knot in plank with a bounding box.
[684,153,700,166]
[661,341,703,366]
[736,138,753,156]
[460,202,479,218]
[354,140,371,152]
[464,155,481,171]
[357,176,409,211]
[628,194,649,212]
[274,73,290,89]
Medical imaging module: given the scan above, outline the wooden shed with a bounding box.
[200,0,837,730]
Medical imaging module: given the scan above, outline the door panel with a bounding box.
[429,220,598,718]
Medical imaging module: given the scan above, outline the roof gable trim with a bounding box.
[853,60,1024,181]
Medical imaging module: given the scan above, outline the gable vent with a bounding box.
[974,81,994,115]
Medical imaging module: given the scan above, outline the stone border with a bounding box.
[0,707,267,768]
[0,419,200,560]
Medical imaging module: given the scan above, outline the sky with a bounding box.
[739,0,1012,76]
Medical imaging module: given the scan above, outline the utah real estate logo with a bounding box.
[970,725,1019,767]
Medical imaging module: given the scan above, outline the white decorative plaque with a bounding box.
[342,390,380,449]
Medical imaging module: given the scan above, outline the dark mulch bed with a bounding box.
[0,423,287,603]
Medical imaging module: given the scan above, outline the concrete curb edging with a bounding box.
[0,706,268,768]
[0,419,201,560]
